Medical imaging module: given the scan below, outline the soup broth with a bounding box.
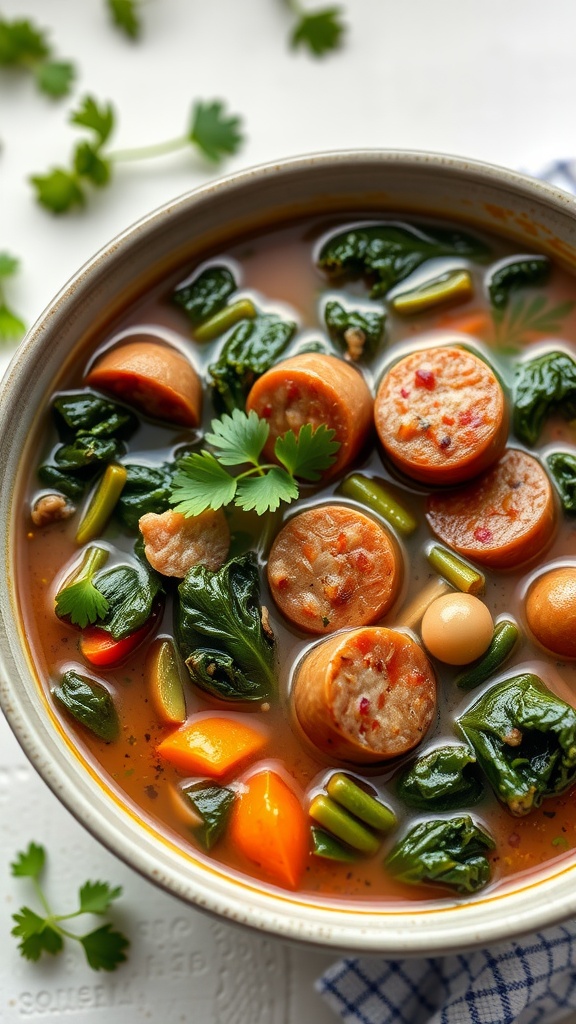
[20,213,576,905]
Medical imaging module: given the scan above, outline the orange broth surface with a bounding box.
[20,214,576,905]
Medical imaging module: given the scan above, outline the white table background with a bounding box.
[2,2,576,1021]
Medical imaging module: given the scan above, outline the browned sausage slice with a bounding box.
[245,353,373,477]
[293,627,436,764]
[267,504,402,634]
[426,448,557,569]
[374,345,508,485]
[525,567,576,659]
[139,509,230,576]
[85,339,202,427]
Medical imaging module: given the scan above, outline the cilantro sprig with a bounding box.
[31,94,244,214]
[106,0,142,40]
[0,16,75,98]
[0,253,26,343]
[55,545,110,628]
[283,0,346,56]
[11,842,129,971]
[170,409,340,516]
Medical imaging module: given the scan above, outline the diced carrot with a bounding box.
[156,716,267,778]
[435,309,493,338]
[228,769,308,889]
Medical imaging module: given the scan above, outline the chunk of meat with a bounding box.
[139,508,230,576]
[85,339,202,427]
[267,504,402,634]
[245,352,373,477]
[374,345,508,485]
[426,449,557,569]
[293,627,436,764]
[31,493,75,526]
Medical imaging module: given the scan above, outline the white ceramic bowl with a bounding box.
[3,150,576,955]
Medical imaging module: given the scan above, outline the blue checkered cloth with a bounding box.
[316,159,576,1024]
[317,922,576,1024]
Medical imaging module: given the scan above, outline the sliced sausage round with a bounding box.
[139,508,230,576]
[293,626,436,764]
[525,567,576,659]
[426,448,557,569]
[374,345,508,485]
[267,504,402,634]
[85,339,202,427]
[245,353,373,477]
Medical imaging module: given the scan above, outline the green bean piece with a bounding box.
[326,773,397,832]
[76,463,127,545]
[310,826,358,862]
[391,269,474,316]
[194,298,257,343]
[309,794,380,855]
[427,545,485,596]
[455,620,520,691]
[338,473,418,537]
[146,637,187,724]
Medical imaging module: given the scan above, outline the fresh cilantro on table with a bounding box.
[0,252,26,343]
[284,1,346,56]
[11,842,129,970]
[31,94,244,214]
[170,409,340,517]
[106,0,142,39]
[0,16,75,97]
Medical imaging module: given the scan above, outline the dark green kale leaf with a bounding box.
[37,464,87,500]
[395,745,484,811]
[175,553,276,702]
[52,670,119,741]
[513,350,576,446]
[385,815,494,894]
[53,436,126,470]
[317,222,490,298]
[52,391,138,439]
[183,782,235,849]
[323,300,385,358]
[115,463,175,530]
[488,255,550,312]
[172,265,237,326]
[457,673,576,816]
[546,451,576,514]
[209,314,296,412]
[95,562,163,639]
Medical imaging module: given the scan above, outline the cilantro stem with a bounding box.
[32,878,52,919]
[109,135,189,162]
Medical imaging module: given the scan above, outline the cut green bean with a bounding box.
[194,297,257,342]
[76,463,127,545]
[455,619,520,691]
[326,773,397,832]
[391,269,474,317]
[427,545,485,596]
[310,826,357,862]
[309,794,380,855]
[146,637,187,725]
[338,473,418,537]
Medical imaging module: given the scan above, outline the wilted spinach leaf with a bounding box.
[175,552,276,702]
[209,313,296,412]
[95,562,163,639]
[183,782,235,849]
[52,391,138,439]
[457,673,576,816]
[513,350,576,445]
[115,462,175,530]
[546,451,576,514]
[37,463,87,499]
[53,436,126,470]
[317,222,490,298]
[488,256,550,312]
[172,265,236,326]
[324,300,385,358]
[385,815,494,894]
[52,669,118,741]
[396,745,484,811]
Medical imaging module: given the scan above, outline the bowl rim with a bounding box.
[3,147,576,955]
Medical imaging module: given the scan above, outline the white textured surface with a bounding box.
[2,1,576,1020]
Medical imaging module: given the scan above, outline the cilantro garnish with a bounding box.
[11,842,129,971]
[284,1,346,56]
[106,0,142,40]
[55,545,110,628]
[31,94,244,214]
[170,409,340,517]
[0,17,75,97]
[0,252,26,343]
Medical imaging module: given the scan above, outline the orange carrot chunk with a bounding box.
[156,716,267,777]
[229,769,309,889]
